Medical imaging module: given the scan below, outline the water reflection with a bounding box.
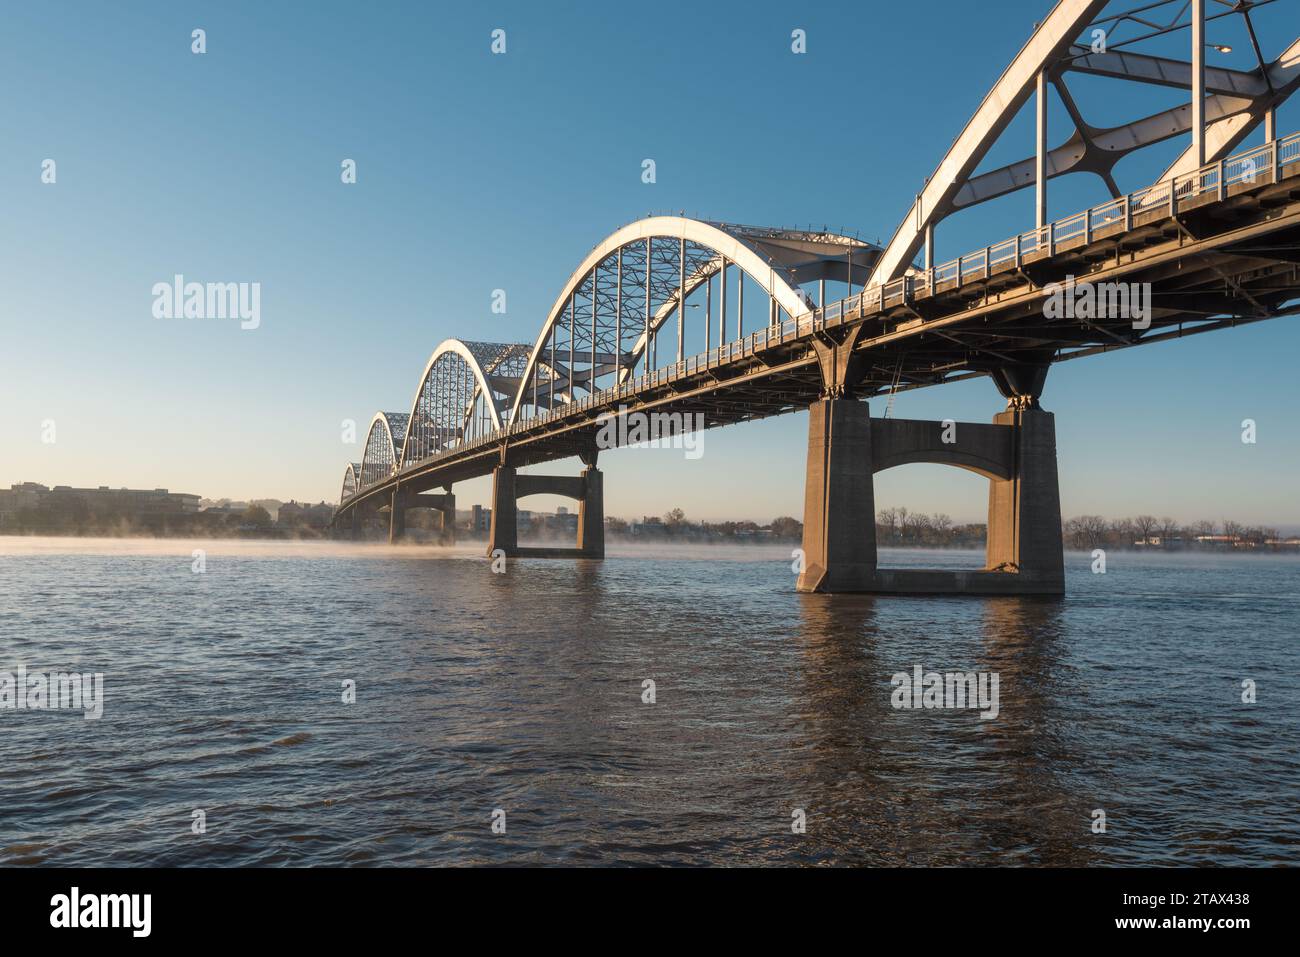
[785,592,1103,864]
[972,597,1103,865]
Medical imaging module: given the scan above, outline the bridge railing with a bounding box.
[822,129,1300,318]
[342,130,1300,504]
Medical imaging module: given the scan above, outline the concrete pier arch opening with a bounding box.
[872,462,993,565]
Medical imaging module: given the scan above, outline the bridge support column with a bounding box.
[796,398,877,593]
[577,467,604,558]
[486,461,604,560]
[387,489,456,545]
[487,467,518,556]
[437,492,456,546]
[986,408,1064,588]
[388,490,406,544]
[407,491,456,545]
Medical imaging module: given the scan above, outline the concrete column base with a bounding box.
[796,398,877,593]
[387,490,406,544]
[438,493,456,546]
[577,468,604,558]
[985,408,1064,591]
[487,467,518,557]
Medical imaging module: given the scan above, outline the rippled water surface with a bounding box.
[1,537,1297,866]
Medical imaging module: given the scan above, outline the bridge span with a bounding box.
[333,0,1300,595]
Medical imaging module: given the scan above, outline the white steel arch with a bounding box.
[507,216,877,425]
[398,339,531,469]
[340,462,362,502]
[358,412,408,489]
[870,0,1300,286]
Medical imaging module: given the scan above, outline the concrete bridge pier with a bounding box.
[387,488,456,545]
[388,490,405,544]
[487,462,604,559]
[349,499,384,541]
[576,467,604,557]
[796,398,876,593]
[984,366,1063,590]
[797,348,1064,595]
[436,492,457,544]
[980,405,1064,584]
[487,466,518,555]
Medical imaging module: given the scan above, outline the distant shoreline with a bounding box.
[3,528,1299,557]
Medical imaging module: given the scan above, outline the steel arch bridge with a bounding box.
[340,216,880,508]
[334,0,1300,596]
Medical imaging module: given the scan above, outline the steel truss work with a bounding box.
[509,218,878,425]
[401,340,532,467]
[357,412,408,489]
[344,221,878,502]
[873,0,1300,285]
[339,463,362,503]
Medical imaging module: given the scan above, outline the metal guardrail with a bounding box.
[893,130,1300,303]
[341,131,1300,502]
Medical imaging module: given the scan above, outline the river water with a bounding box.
[0,537,1296,866]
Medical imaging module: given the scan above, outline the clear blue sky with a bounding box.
[1,0,1297,527]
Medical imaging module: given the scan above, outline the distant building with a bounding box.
[278,500,334,529]
[0,483,46,519]
[0,483,200,530]
[553,506,578,533]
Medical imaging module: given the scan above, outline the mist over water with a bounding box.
[0,538,1296,866]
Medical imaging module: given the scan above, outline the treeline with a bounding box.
[875,507,987,548]
[605,507,986,548]
[1061,515,1289,550]
[605,509,802,543]
[605,507,1295,552]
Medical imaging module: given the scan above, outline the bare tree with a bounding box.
[1158,516,1179,545]
[877,506,900,541]
[1110,516,1135,546]
[1065,515,1108,550]
[901,510,928,543]
[770,516,802,540]
[1133,514,1158,545]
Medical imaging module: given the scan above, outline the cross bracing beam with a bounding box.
[871,0,1299,286]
